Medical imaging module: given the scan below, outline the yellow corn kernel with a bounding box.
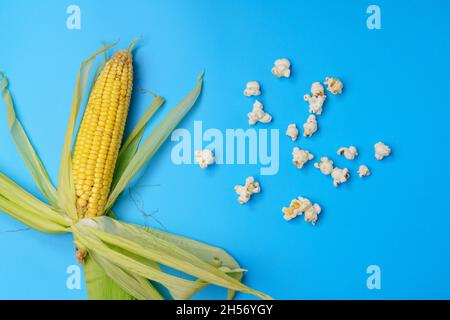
[72,50,133,218]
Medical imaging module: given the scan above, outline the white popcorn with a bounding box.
[243,81,261,96]
[282,196,321,225]
[194,149,215,169]
[314,157,334,175]
[303,114,318,137]
[331,167,350,187]
[271,58,291,78]
[234,176,261,204]
[303,94,327,115]
[304,82,327,115]
[357,165,371,177]
[337,146,358,160]
[248,100,272,125]
[282,196,311,221]
[292,147,314,169]
[304,204,322,225]
[311,82,325,97]
[324,77,344,94]
[374,142,391,160]
[286,124,299,141]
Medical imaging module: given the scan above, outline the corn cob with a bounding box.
[72,50,133,218]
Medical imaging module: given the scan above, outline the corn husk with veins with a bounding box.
[331,167,350,187]
[304,82,327,115]
[357,165,371,177]
[337,146,358,160]
[324,77,344,94]
[234,176,261,204]
[194,149,215,169]
[282,196,321,225]
[374,142,391,160]
[303,114,318,137]
[243,81,261,97]
[314,157,334,175]
[292,147,314,169]
[271,58,291,78]
[248,100,272,125]
[286,124,299,141]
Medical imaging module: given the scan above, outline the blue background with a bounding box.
[0,0,449,299]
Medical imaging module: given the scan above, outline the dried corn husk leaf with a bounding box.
[0,72,58,207]
[88,47,107,96]
[113,94,165,188]
[83,255,137,300]
[57,42,118,220]
[0,194,67,233]
[140,225,244,300]
[89,228,163,300]
[73,217,271,299]
[73,224,206,294]
[106,73,204,210]
[0,172,70,231]
[88,251,164,300]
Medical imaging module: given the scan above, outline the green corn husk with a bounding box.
[0,42,271,300]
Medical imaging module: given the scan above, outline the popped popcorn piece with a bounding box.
[357,165,371,177]
[311,82,325,97]
[304,94,327,115]
[324,77,344,94]
[248,100,272,125]
[271,58,291,78]
[374,142,391,160]
[292,147,314,169]
[304,203,321,225]
[234,176,261,204]
[282,196,322,225]
[282,196,311,221]
[304,82,327,115]
[243,81,261,97]
[194,149,215,169]
[337,146,358,160]
[314,157,334,175]
[303,114,318,137]
[331,167,350,187]
[286,123,299,141]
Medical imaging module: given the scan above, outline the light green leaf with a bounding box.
[106,73,204,210]
[0,195,67,233]
[0,172,70,233]
[89,251,164,300]
[83,254,137,300]
[142,226,241,268]
[141,225,244,299]
[73,223,206,295]
[0,71,58,207]
[57,42,118,221]
[112,94,165,188]
[88,46,107,97]
[74,217,271,300]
